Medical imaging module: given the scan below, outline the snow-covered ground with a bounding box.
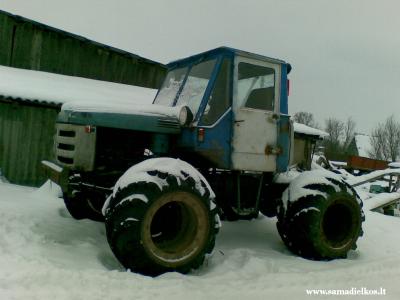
[1,180,400,299]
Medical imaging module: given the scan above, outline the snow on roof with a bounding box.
[389,162,400,168]
[330,160,347,167]
[0,65,157,107]
[354,134,372,158]
[364,192,400,211]
[293,122,328,139]
[346,168,400,187]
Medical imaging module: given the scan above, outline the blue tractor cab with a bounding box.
[153,47,292,172]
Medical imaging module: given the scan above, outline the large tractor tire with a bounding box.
[276,170,364,260]
[104,158,220,276]
[64,191,104,222]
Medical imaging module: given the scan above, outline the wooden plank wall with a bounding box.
[0,100,59,186]
[0,11,166,89]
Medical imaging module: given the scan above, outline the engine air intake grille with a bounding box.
[157,119,180,129]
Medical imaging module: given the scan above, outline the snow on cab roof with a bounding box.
[0,65,157,108]
[293,122,328,139]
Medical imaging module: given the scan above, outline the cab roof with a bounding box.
[167,46,290,70]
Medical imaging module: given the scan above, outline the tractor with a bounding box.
[43,47,364,276]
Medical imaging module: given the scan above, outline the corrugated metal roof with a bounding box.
[0,96,61,108]
[0,65,157,108]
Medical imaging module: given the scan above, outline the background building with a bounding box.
[0,10,166,186]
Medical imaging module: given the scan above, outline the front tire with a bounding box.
[277,170,364,260]
[105,170,219,276]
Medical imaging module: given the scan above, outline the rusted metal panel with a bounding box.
[0,99,58,186]
[347,155,388,171]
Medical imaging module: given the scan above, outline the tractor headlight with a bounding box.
[178,106,193,126]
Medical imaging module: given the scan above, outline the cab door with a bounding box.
[231,57,281,172]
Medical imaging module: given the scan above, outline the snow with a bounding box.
[3,180,400,299]
[0,65,184,120]
[293,122,328,139]
[363,192,400,211]
[354,134,372,158]
[274,169,301,184]
[118,194,149,206]
[347,168,400,187]
[112,194,149,214]
[293,207,320,218]
[41,160,63,173]
[0,65,157,107]
[112,157,214,198]
[281,169,344,212]
[389,162,400,168]
[62,102,183,119]
[330,160,347,167]
[0,168,9,184]
[104,158,216,214]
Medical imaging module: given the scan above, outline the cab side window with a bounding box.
[238,62,275,111]
[200,58,231,126]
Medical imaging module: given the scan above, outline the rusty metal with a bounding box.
[265,145,282,155]
[347,155,388,171]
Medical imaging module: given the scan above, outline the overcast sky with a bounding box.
[1,0,399,133]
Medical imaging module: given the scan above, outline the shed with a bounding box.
[0,10,166,186]
[293,123,328,169]
[0,66,157,186]
[348,134,372,158]
[0,9,166,88]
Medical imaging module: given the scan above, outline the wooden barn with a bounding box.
[0,10,166,186]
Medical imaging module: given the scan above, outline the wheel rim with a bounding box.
[322,199,358,249]
[141,191,210,268]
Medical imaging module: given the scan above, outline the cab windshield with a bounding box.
[154,59,217,117]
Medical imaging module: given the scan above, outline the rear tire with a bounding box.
[105,171,219,276]
[277,171,364,260]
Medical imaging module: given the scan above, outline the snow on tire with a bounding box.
[277,170,364,260]
[104,158,220,276]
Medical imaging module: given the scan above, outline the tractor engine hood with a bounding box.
[58,102,183,134]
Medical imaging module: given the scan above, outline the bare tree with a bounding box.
[369,125,388,160]
[322,117,358,160]
[343,117,356,150]
[386,116,400,161]
[293,111,316,127]
[325,118,344,146]
[369,115,400,162]
[323,118,345,159]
